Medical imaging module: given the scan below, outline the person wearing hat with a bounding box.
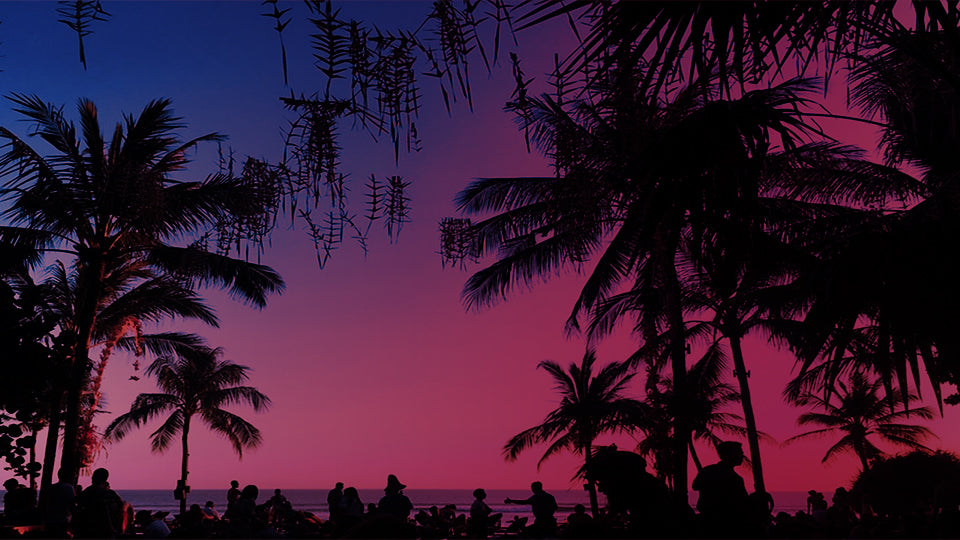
[692,441,749,538]
[377,474,414,520]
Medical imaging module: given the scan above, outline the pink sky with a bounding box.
[3,2,957,495]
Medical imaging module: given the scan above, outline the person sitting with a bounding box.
[468,488,501,538]
[172,505,208,539]
[135,510,171,538]
[337,486,364,534]
[565,504,596,538]
[202,500,220,520]
[378,474,414,520]
[2,478,37,525]
[74,468,126,538]
[267,488,292,526]
[505,516,528,534]
[225,484,264,538]
[374,475,416,538]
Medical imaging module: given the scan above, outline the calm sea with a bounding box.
[98,489,810,520]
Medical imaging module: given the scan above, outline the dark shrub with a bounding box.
[851,451,960,517]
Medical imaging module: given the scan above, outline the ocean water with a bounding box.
[103,489,810,520]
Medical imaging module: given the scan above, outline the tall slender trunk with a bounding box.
[180,414,191,516]
[688,440,702,472]
[29,425,39,491]
[855,442,870,472]
[583,443,600,519]
[60,335,93,484]
[727,329,765,495]
[664,266,689,508]
[38,384,65,516]
[60,260,106,484]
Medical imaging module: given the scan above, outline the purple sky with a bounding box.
[1,1,955,494]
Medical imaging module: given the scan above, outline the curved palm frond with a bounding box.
[147,245,285,308]
[200,408,264,458]
[103,393,179,442]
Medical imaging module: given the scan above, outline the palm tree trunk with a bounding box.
[583,445,600,519]
[664,265,689,507]
[60,261,106,484]
[688,440,702,472]
[727,331,765,494]
[59,344,92,485]
[39,387,63,508]
[29,424,39,491]
[854,441,870,472]
[180,414,191,516]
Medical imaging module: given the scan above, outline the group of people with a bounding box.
[323,475,418,538]
[9,444,927,539]
[2,467,133,538]
[0,470,312,539]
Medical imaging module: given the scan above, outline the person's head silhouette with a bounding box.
[717,441,744,467]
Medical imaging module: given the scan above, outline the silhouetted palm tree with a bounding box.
[792,25,960,406]
[40,260,217,472]
[511,1,896,97]
[503,351,644,518]
[104,345,270,515]
[0,95,285,485]
[785,371,935,472]
[635,340,752,484]
[458,73,886,497]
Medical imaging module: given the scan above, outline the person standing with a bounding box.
[505,481,558,538]
[44,468,77,536]
[226,480,241,508]
[327,482,344,524]
[692,441,750,538]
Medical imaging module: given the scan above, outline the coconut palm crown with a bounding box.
[503,350,644,517]
[785,370,935,471]
[104,345,270,514]
[0,94,284,486]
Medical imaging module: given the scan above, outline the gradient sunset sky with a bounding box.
[3,1,956,495]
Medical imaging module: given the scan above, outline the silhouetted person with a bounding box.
[44,468,77,536]
[505,481,558,538]
[267,488,292,524]
[586,447,672,536]
[135,509,171,538]
[809,490,828,521]
[202,500,220,520]
[227,480,241,507]
[378,474,414,520]
[565,503,596,538]
[468,488,501,538]
[692,441,749,538]
[337,486,364,534]
[225,484,263,538]
[2,478,36,525]
[327,481,344,523]
[74,468,126,538]
[746,490,775,538]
